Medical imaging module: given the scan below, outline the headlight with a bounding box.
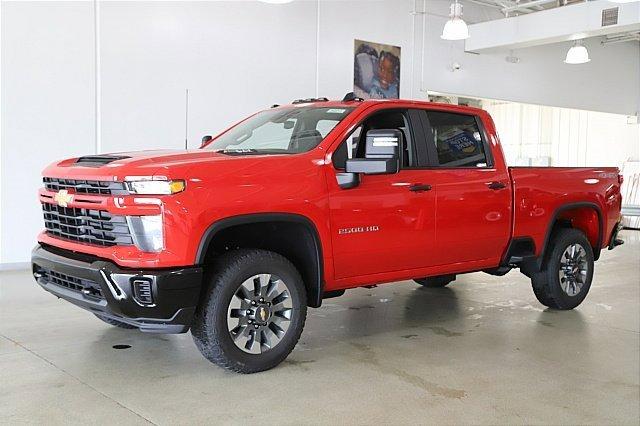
[126,215,164,252]
[126,178,185,195]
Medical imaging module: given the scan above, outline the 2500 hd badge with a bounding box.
[338,225,380,235]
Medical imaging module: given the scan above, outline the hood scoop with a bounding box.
[75,155,130,167]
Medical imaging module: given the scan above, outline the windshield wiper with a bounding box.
[214,148,259,155]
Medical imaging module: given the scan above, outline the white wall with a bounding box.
[419,1,640,116]
[99,0,319,152]
[1,1,96,266]
[1,0,639,265]
[484,100,640,167]
[316,0,415,100]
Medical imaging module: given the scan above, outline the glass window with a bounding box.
[332,109,413,169]
[204,106,353,155]
[332,126,362,170]
[316,119,341,138]
[426,111,488,167]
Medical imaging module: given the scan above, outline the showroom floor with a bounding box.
[1,231,638,425]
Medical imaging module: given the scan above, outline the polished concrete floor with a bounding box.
[1,231,638,425]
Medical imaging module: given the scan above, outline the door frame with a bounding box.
[416,108,496,169]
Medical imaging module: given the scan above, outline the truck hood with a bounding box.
[41,149,295,181]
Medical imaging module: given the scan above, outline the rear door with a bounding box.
[418,109,511,265]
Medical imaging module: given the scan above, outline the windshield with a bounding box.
[203,106,354,154]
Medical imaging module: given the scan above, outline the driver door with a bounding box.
[326,108,437,281]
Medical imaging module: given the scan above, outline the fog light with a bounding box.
[132,278,154,306]
[126,215,164,252]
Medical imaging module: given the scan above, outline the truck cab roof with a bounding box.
[277,95,487,116]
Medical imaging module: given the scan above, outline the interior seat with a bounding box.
[289,130,323,153]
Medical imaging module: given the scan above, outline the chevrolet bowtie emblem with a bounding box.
[54,189,74,207]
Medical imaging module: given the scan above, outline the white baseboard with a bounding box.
[0,262,30,272]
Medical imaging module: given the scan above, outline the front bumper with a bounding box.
[31,244,203,333]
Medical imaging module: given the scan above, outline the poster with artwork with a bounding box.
[353,39,400,99]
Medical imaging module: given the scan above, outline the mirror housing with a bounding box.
[336,172,360,189]
[346,158,399,174]
[345,129,401,175]
[200,135,213,148]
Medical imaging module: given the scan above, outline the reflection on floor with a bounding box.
[1,231,638,424]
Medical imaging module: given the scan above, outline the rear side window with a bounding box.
[426,111,488,167]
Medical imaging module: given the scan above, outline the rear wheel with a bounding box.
[531,228,594,310]
[191,249,307,373]
[414,275,455,288]
[94,314,137,329]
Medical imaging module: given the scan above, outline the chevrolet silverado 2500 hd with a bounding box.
[32,94,624,373]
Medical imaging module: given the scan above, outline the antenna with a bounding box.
[184,89,189,150]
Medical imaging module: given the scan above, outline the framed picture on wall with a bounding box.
[354,39,401,100]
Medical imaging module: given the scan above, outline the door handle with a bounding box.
[409,184,432,192]
[487,181,507,190]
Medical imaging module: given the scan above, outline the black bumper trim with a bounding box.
[31,245,203,334]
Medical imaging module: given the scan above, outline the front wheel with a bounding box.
[531,228,594,310]
[191,249,307,373]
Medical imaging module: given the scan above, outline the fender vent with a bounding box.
[75,155,130,167]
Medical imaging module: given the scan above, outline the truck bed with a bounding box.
[509,166,622,257]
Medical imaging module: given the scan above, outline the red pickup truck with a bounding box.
[32,94,623,373]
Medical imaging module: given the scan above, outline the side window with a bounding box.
[332,109,414,170]
[332,126,362,170]
[426,111,488,167]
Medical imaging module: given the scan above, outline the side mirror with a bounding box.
[200,135,213,148]
[345,129,401,175]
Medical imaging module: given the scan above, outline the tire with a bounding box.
[94,314,137,329]
[414,275,455,288]
[531,228,594,310]
[191,249,307,373]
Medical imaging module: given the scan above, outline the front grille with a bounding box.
[37,267,103,299]
[43,203,133,247]
[43,177,128,195]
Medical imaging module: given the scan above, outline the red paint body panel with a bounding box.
[509,167,621,254]
[37,99,622,292]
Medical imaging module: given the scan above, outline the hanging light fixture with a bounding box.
[564,40,591,64]
[441,0,469,41]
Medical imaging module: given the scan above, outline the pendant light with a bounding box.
[441,0,470,41]
[564,40,591,64]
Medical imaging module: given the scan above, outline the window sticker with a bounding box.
[327,109,347,114]
[444,132,478,154]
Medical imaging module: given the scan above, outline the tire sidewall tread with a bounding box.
[191,249,307,373]
[532,228,594,310]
